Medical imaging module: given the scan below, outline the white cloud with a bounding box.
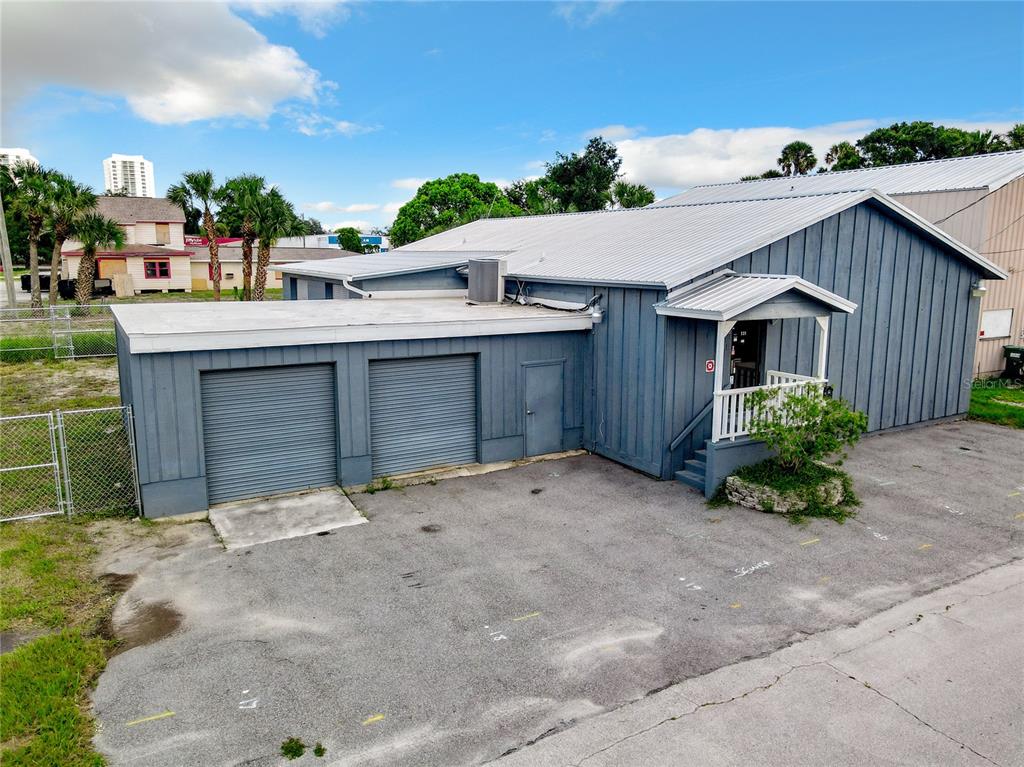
[382,201,406,214]
[586,124,643,141]
[233,1,352,38]
[330,219,373,231]
[305,201,380,215]
[615,118,1019,191]
[524,159,547,171]
[539,129,558,143]
[305,201,340,213]
[615,120,876,189]
[343,203,380,213]
[0,1,363,135]
[392,177,428,190]
[555,1,622,27]
[286,109,378,137]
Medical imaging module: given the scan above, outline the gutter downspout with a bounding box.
[342,279,372,299]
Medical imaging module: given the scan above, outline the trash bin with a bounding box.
[1003,345,1024,380]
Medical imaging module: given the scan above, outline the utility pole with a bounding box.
[0,190,17,306]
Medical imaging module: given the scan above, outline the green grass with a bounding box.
[0,332,116,363]
[0,358,120,416]
[0,518,124,766]
[727,458,860,524]
[969,381,1024,429]
[55,288,284,304]
[0,630,108,767]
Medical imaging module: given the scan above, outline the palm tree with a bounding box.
[168,170,222,300]
[251,188,296,301]
[610,181,656,209]
[45,173,97,306]
[219,175,266,300]
[823,142,864,172]
[777,141,817,176]
[73,212,124,305]
[8,162,51,308]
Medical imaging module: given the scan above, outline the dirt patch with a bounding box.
[420,524,443,533]
[108,600,183,656]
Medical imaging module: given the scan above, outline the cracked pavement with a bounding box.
[91,420,1022,766]
[495,562,1023,766]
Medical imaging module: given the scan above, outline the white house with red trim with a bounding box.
[62,197,193,293]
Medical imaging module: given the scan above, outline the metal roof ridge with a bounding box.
[684,149,1024,192]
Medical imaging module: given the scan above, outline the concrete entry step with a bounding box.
[208,486,366,550]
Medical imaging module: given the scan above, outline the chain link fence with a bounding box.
[0,413,64,521]
[0,406,139,521]
[0,305,116,361]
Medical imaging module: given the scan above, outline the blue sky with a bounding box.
[3,1,1021,230]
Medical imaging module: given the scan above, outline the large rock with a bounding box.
[725,473,845,514]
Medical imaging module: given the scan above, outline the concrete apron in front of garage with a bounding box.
[208,486,366,549]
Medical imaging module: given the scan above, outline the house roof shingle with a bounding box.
[96,196,186,224]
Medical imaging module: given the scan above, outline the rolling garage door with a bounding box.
[369,355,477,477]
[201,364,337,504]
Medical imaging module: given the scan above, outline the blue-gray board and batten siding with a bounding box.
[120,198,988,516]
[521,199,985,494]
[118,331,585,517]
[284,267,467,300]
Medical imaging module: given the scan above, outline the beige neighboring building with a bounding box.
[652,151,1024,376]
[186,245,361,291]
[62,197,192,293]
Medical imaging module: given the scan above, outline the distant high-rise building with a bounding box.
[0,147,39,169]
[103,153,155,197]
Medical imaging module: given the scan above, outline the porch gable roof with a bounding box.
[655,271,857,321]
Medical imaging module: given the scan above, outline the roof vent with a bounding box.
[467,258,507,305]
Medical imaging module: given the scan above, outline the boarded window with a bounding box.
[979,308,1013,339]
[154,223,170,244]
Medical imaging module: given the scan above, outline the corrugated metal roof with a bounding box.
[397,190,1003,287]
[657,271,856,320]
[270,251,481,280]
[650,150,1024,207]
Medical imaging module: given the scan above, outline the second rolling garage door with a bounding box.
[201,364,338,504]
[368,355,478,477]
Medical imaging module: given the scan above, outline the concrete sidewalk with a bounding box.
[494,561,1024,767]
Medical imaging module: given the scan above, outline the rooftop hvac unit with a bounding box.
[467,258,507,304]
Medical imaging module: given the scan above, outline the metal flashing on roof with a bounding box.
[656,270,857,321]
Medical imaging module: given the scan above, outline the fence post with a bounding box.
[125,405,142,515]
[55,413,74,514]
[53,411,71,517]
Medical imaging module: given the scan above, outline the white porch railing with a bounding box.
[765,369,819,386]
[712,375,827,442]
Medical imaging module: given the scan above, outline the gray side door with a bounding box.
[524,361,563,456]
[201,364,337,505]
[368,355,477,477]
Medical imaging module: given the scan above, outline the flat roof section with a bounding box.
[112,298,593,354]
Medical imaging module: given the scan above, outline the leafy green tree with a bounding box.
[740,169,786,181]
[546,136,623,211]
[855,121,1010,166]
[823,141,864,171]
[610,180,656,209]
[302,217,325,235]
[45,173,96,306]
[334,226,365,253]
[390,174,520,247]
[7,162,52,307]
[777,141,817,176]
[218,175,266,300]
[168,170,223,300]
[506,178,564,215]
[72,212,124,305]
[251,187,296,300]
[1004,123,1024,150]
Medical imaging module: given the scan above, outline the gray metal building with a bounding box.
[114,189,1005,517]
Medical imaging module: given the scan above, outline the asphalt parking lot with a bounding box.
[92,420,1023,766]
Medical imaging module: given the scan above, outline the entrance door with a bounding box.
[730,321,766,388]
[524,362,563,456]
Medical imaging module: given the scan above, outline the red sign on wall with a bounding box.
[705,359,715,373]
